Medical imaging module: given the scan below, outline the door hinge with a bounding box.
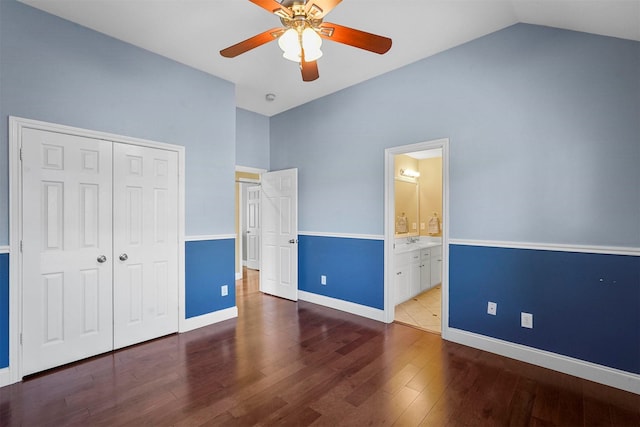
[20,240,23,252]
[19,147,23,161]
[20,333,23,345]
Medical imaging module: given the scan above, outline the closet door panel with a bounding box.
[112,143,179,349]
[21,129,113,375]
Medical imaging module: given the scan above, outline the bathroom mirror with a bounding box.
[395,179,419,237]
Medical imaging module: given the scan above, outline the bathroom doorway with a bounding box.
[393,149,443,333]
[384,139,449,337]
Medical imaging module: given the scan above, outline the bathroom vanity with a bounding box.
[394,239,442,305]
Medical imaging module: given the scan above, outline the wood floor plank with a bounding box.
[507,377,537,426]
[583,395,613,426]
[0,268,637,426]
[531,382,560,425]
[338,386,420,426]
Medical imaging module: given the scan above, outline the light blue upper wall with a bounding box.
[0,0,236,243]
[236,108,269,170]
[271,24,640,247]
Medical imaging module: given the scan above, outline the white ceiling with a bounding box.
[19,0,640,117]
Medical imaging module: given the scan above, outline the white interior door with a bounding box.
[246,186,261,270]
[112,143,179,349]
[260,169,298,301]
[21,128,114,375]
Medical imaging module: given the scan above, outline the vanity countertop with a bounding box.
[394,241,441,254]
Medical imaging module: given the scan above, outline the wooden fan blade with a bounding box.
[319,22,392,54]
[220,28,284,58]
[249,0,293,18]
[305,0,342,19]
[300,50,319,82]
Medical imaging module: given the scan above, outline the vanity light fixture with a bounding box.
[400,168,420,178]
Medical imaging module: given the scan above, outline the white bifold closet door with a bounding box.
[21,128,178,376]
[112,143,178,349]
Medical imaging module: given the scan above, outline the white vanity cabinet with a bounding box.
[395,244,443,304]
[430,245,442,287]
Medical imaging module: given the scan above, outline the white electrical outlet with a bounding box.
[221,285,228,296]
[487,301,497,315]
[521,312,533,329]
[321,275,327,285]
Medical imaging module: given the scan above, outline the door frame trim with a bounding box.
[7,116,186,386]
[383,139,450,338]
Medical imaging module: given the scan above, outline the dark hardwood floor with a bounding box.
[1,268,638,426]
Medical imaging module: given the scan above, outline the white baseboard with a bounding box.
[299,291,385,322]
[445,328,640,395]
[0,367,17,388]
[179,306,238,333]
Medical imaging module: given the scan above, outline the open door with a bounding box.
[260,168,298,301]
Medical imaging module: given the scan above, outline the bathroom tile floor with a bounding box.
[395,285,441,333]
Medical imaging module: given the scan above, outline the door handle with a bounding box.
[97,255,107,263]
[119,253,128,261]
[288,239,298,244]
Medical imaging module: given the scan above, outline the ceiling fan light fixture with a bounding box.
[278,28,300,61]
[302,27,323,61]
[302,47,323,61]
[278,27,323,62]
[220,0,392,82]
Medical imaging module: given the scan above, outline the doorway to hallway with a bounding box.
[235,167,263,280]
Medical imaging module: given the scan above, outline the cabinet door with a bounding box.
[395,264,410,304]
[409,251,421,298]
[420,249,431,291]
[409,260,421,298]
[430,246,443,287]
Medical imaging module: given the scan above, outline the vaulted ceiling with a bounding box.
[19,0,640,116]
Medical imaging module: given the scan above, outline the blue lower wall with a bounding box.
[185,239,236,318]
[299,235,384,309]
[449,244,640,374]
[4,239,637,376]
[0,253,8,369]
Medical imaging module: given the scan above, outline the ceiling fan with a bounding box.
[220,0,392,82]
